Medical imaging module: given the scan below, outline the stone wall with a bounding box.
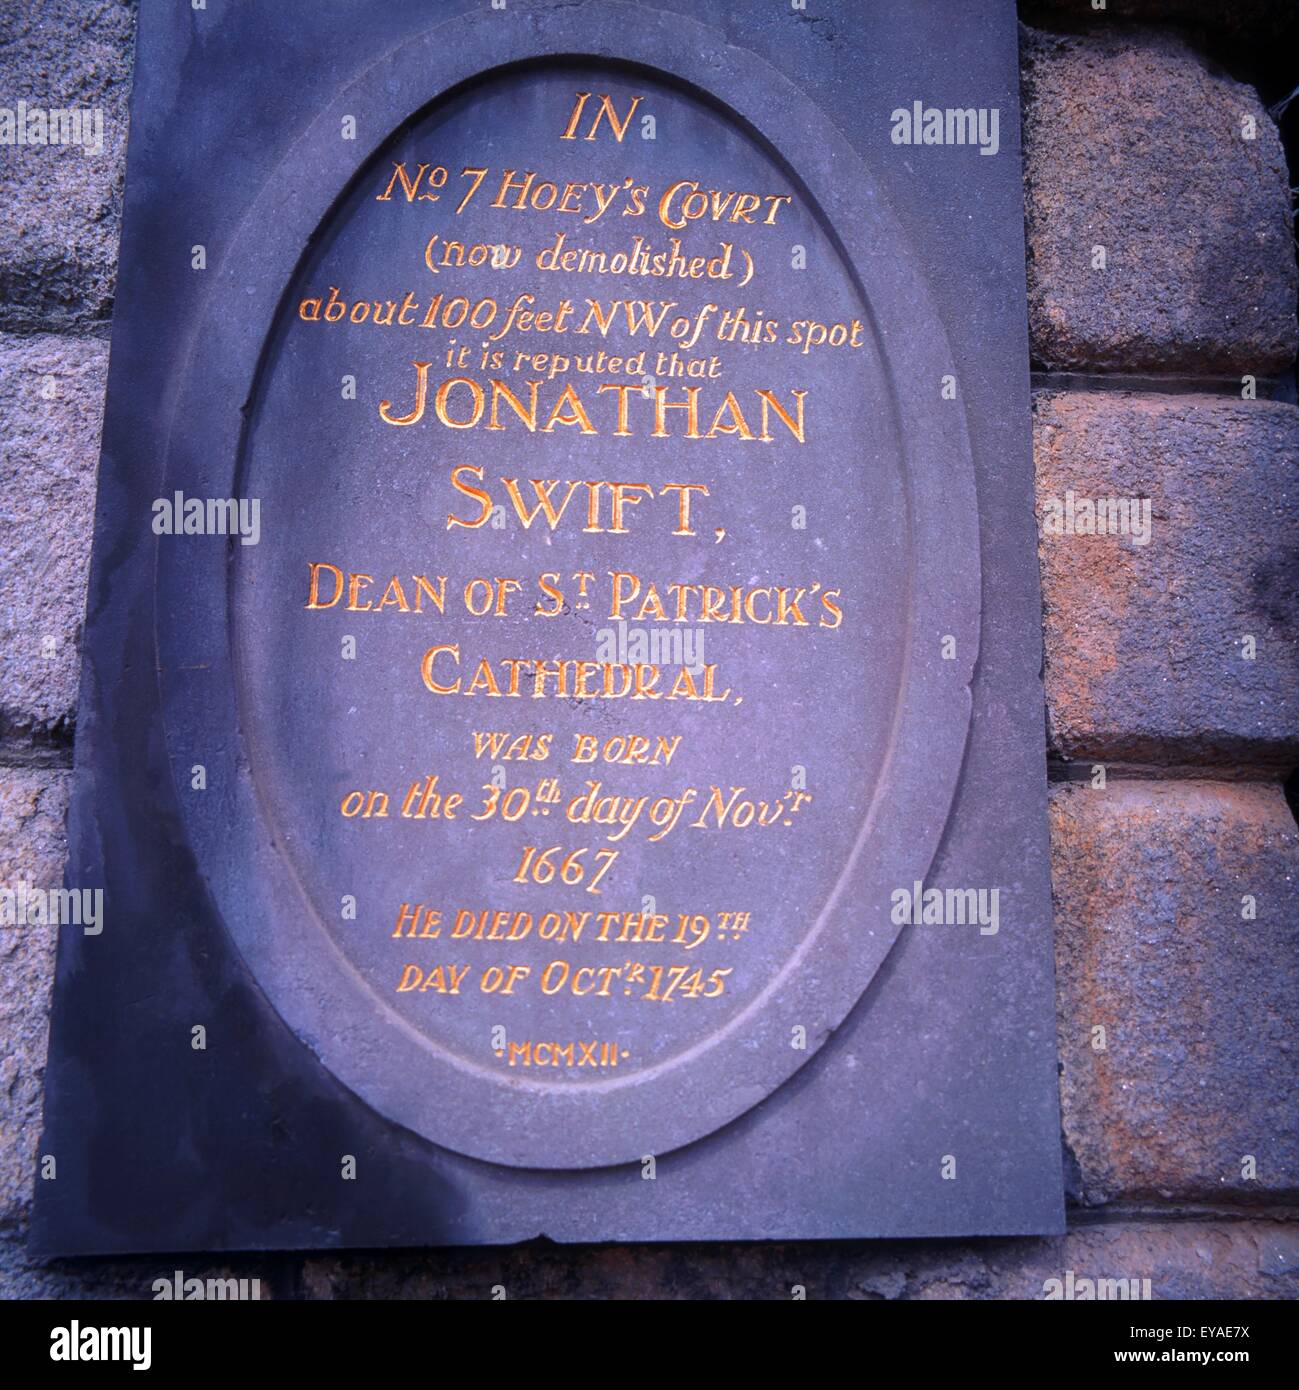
[1,1,1296,1298]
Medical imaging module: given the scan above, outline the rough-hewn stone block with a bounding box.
[1022,27,1297,374]
[0,0,135,331]
[0,332,107,742]
[0,769,69,1227]
[1035,391,1299,771]
[1052,780,1299,1206]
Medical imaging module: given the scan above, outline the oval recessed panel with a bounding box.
[159,32,979,1169]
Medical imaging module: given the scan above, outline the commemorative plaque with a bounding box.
[34,0,1064,1254]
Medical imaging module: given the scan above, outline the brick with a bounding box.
[0,0,136,332]
[0,769,69,1227]
[0,332,108,742]
[1022,27,1297,374]
[1035,391,1299,771]
[1052,780,1299,1206]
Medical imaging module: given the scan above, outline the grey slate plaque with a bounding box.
[33,0,1064,1254]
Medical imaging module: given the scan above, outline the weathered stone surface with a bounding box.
[1052,780,1299,1206]
[1035,391,1299,770]
[297,1221,1299,1298]
[0,0,135,332]
[0,770,69,1228]
[0,1227,279,1299]
[1022,27,1297,374]
[0,332,107,742]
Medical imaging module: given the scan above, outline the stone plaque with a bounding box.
[34,0,1063,1254]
